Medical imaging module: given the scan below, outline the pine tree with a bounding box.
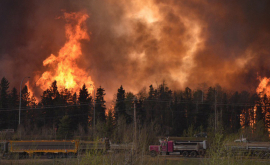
[78,84,92,132]
[193,89,203,128]
[40,81,64,128]
[0,77,10,129]
[183,87,195,127]
[41,88,54,127]
[171,93,186,136]
[125,92,135,124]
[115,85,126,122]
[136,88,146,126]
[57,115,73,139]
[145,85,156,123]
[105,109,114,138]
[20,85,31,126]
[95,86,106,123]
[68,92,78,130]
[8,88,19,129]
[156,82,172,130]
[0,77,9,108]
[229,91,242,133]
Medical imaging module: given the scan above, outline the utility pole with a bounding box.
[133,97,137,151]
[94,90,96,134]
[90,84,96,137]
[214,89,217,133]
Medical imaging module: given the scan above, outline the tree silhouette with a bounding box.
[0,77,9,129]
[8,87,19,129]
[95,86,106,123]
[115,85,126,123]
[57,115,73,139]
[105,109,114,138]
[145,85,156,123]
[78,84,92,132]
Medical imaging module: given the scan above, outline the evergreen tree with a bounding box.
[183,87,195,127]
[0,77,10,129]
[135,99,144,125]
[41,88,54,127]
[8,88,19,129]
[40,81,65,128]
[238,91,251,129]
[78,84,92,132]
[125,92,135,124]
[0,77,9,109]
[105,109,114,138]
[171,92,186,136]
[21,85,31,107]
[20,85,31,126]
[95,86,106,123]
[193,89,204,128]
[145,85,156,123]
[19,85,37,128]
[222,92,231,132]
[57,115,73,139]
[68,92,78,130]
[115,85,126,122]
[203,87,215,130]
[228,91,242,133]
[156,82,172,131]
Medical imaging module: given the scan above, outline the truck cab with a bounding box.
[149,140,173,157]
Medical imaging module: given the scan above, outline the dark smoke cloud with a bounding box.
[1,0,270,101]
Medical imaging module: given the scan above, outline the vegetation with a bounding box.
[0,77,270,164]
[0,77,269,140]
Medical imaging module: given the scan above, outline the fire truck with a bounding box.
[149,137,207,157]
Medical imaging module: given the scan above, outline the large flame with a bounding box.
[256,77,270,97]
[256,77,270,128]
[36,11,94,94]
[241,76,270,135]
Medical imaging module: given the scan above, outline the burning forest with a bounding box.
[1,0,270,146]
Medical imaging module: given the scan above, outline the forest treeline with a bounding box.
[0,76,269,141]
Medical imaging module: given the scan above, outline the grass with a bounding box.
[1,153,270,165]
[1,132,270,165]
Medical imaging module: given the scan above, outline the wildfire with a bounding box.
[241,76,270,135]
[36,11,94,94]
[256,77,270,98]
[256,77,270,131]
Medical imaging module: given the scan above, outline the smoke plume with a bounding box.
[1,0,270,100]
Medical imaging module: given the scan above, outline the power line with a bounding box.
[0,98,261,112]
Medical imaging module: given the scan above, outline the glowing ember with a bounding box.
[36,11,94,94]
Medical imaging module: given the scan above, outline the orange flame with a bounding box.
[256,77,270,98]
[25,80,37,104]
[241,76,270,135]
[36,11,94,94]
[256,77,270,136]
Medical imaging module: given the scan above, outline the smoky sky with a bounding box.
[1,0,270,100]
